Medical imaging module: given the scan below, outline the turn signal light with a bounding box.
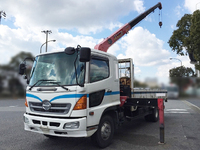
[73,95,87,110]
[25,98,28,107]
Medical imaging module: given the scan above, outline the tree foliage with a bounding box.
[134,80,147,88]
[8,77,25,97]
[169,66,196,77]
[190,10,200,70]
[168,14,192,55]
[8,51,34,71]
[168,10,200,70]
[0,51,34,71]
[169,66,196,96]
[0,51,34,98]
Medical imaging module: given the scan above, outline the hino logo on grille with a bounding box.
[42,100,51,111]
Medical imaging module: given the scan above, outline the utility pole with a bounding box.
[0,11,6,24]
[41,30,52,52]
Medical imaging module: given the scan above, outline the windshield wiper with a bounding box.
[29,79,56,90]
[49,82,69,91]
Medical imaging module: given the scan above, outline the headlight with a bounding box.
[63,121,80,129]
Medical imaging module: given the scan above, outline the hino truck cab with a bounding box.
[19,46,121,148]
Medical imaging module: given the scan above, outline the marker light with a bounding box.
[25,98,28,107]
[23,116,29,123]
[73,95,87,110]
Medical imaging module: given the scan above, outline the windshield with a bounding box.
[29,52,85,87]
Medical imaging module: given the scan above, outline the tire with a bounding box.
[145,108,159,122]
[91,115,114,148]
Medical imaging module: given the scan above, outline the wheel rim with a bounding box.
[101,121,111,140]
[155,109,158,118]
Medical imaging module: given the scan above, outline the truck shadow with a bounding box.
[113,118,160,147]
[32,136,97,150]
[28,117,169,150]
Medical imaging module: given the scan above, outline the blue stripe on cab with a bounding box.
[26,91,120,102]
[26,93,86,102]
[26,93,42,102]
[50,94,85,102]
[105,91,120,96]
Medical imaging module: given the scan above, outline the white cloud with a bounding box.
[0,25,97,64]
[133,0,145,13]
[1,0,145,34]
[55,30,97,48]
[0,25,41,64]
[134,66,141,74]
[107,43,121,56]
[117,27,170,66]
[184,0,200,13]
[0,0,146,64]
[175,5,182,18]
[156,55,195,79]
[108,22,124,31]
[170,25,175,30]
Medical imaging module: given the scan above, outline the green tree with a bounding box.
[169,66,195,77]
[168,14,192,56]
[134,80,147,88]
[0,51,34,71]
[0,51,34,98]
[9,51,34,71]
[8,77,25,98]
[169,66,196,97]
[190,10,200,70]
[168,10,200,70]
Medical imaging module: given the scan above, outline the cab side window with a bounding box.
[90,57,109,83]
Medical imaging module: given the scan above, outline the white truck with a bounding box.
[19,2,167,148]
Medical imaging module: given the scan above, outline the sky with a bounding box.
[0,0,199,85]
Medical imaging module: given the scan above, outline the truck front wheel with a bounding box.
[91,115,114,148]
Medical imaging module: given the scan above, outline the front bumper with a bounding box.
[23,113,89,137]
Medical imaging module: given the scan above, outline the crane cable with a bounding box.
[159,9,162,28]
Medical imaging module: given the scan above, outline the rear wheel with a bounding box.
[145,108,159,122]
[91,115,114,148]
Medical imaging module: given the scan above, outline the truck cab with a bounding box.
[22,47,120,139]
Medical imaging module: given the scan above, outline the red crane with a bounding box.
[94,2,162,52]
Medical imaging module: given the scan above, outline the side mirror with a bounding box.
[19,63,26,75]
[79,47,91,62]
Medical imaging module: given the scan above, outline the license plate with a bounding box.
[40,126,50,134]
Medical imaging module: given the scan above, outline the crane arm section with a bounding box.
[94,2,162,52]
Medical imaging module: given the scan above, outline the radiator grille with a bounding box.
[29,102,71,114]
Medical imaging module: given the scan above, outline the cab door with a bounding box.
[85,55,117,127]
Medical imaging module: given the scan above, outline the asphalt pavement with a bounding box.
[0,98,200,150]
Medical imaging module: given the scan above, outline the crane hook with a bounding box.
[159,21,162,28]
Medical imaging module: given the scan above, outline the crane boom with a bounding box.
[94,2,162,52]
